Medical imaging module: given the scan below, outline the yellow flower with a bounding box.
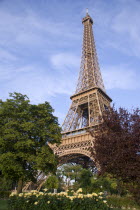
[99,192,103,195]
[18,193,23,197]
[9,192,17,197]
[99,196,103,199]
[43,188,48,192]
[78,194,84,198]
[31,190,38,193]
[86,194,92,198]
[69,196,75,200]
[92,193,98,196]
[76,188,82,193]
[103,200,107,203]
[59,192,67,196]
[34,201,38,205]
[25,192,32,197]
[47,201,50,204]
[39,192,44,195]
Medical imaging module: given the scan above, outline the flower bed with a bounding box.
[8,189,111,210]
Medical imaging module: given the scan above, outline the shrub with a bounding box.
[8,189,110,210]
[0,191,11,199]
[107,194,140,209]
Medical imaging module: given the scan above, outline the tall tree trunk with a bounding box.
[17,179,23,194]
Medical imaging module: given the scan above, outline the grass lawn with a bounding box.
[0,200,8,210]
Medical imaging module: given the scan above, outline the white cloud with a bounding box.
[0,8,79,50]
[51,53,80,69]
[0,49,17,62]
[110,0,140,56]
[0,63,76,104]
[0,65,36,80]
[102,65,140,90]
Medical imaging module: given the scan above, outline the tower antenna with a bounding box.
[86,8,89,15]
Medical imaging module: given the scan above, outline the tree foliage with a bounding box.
[79,169,92,192]
[56,164,94,192]
[90,106,140,201]
[44,175,59,190]
[0,92,61,193]
[61,164,83,182]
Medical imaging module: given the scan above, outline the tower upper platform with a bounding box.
[82,13,93,24]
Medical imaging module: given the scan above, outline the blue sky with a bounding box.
[0,0,140,125]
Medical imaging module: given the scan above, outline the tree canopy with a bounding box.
[90,106,140,201]
[44,174,59,190]
[0,92,61,193]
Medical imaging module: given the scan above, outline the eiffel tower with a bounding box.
[23,11,112,191]
[51,11,112,167]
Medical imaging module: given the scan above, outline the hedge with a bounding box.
[8,189,111,210]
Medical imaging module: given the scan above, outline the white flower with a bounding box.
[47,201,50,204]
[34,201,38,205]
[103,200,107,203]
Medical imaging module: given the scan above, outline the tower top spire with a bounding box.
[86,8,89,15]
[76,13,105,94]
[82,10,93,24]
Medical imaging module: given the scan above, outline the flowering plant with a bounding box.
[8,189,111,210]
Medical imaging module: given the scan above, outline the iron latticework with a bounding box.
[50,12,112,167]
[76,14,105,94]
[61,13,111,134]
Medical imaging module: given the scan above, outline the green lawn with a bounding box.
[0,200,8,210]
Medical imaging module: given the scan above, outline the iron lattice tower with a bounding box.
[51,12,112,166]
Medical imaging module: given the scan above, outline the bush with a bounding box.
[107,194,140,209]
[8,189,110,210]
[0,191,11,199]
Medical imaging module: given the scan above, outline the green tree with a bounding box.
[57,164,84,190]
[79,169,92,193]
[44,175,59,191]
[62,164,83,182]
[0,176,14,191]
[90,174,119,195]
[0,93,61,193]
